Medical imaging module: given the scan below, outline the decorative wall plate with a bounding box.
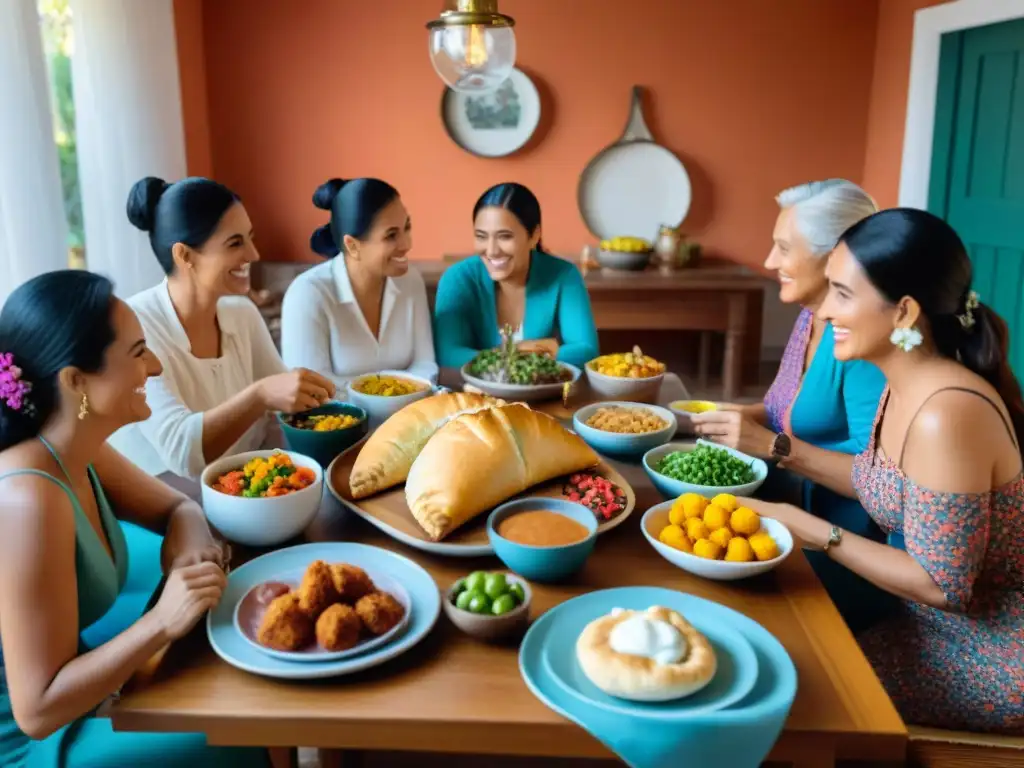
[441,67,541,158]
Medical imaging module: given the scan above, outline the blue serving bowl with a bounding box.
[276,402,369,468]
[642,440,768,499]
[572,401,676,457]
[487,498,598,583]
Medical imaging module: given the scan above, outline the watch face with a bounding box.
[773,433,792,458]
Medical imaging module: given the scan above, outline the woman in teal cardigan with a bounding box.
[693,180,896,632]
[433,183,599,369]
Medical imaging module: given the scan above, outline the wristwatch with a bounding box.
[770,432,792,462]
[822,525,843,554]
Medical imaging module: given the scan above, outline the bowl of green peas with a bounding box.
[444,571,532,642]
[642,440,768,499]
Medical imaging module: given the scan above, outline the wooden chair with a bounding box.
[908,725,1024,767]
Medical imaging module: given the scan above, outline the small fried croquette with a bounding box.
[355,591,405,635]
[297,559,340,617]
[331,563,375,604]
[315,604,363,652]
[257,592,314,651]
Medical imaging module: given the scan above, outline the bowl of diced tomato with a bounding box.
[201,450,323,546]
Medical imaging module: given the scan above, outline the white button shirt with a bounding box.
[280,258,438,390]
[108,281,287,478]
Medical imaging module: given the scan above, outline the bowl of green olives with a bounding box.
[443,570,532,642]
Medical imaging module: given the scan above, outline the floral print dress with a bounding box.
[851,390,1024,734]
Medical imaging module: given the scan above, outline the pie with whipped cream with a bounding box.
[575,606,717,702]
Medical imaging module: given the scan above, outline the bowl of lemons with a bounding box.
[641,492,793,581]
[597,236,653,271]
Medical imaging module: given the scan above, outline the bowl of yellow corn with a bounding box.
[597,237,653,271]
[585,347,666,403]
[641,494,793,581]
[346,371,434,425]
[276,402,368,467]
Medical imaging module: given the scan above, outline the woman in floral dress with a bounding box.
[750,208,1023,734]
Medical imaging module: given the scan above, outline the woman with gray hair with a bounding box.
[693,179,890,631]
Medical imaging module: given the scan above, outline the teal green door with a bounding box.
[929,18,1024,374]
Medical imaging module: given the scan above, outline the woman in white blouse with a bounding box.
[281,177,437,389]
[110,176,335,478]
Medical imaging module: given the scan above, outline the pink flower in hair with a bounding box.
[0,352,33,412]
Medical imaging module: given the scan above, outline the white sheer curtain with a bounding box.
[71,0,187,299]
[0,0,71,309]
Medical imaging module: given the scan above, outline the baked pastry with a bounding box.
[349,392,502,498]
[576,606,717,702]
[405,403,600,540]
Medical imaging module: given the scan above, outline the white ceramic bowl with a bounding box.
[346,371,434,423]
[596,248,652,271]
[642,441,768,499]
[460,362,581,403]
[200,450,323,547]
[584,365,664,404]
[641,501,793,581]
[572,401,676,457]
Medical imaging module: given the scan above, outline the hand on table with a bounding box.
[152,561,228,642]
[691,405,777,458]
[517,338,559,358]
[164,538,230,573]
[737,497,829,550]
[258,368,335,413]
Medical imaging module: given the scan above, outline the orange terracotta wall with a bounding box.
[173,0,213,179]
[861,0,951,207]
[174,0,880,266]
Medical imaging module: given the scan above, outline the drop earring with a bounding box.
[890,326,923,353]
[78,393,89,420]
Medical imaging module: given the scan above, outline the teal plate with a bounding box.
[207,542,440,680]
[542,607,758,718]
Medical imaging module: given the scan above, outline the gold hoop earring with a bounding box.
[78,394,89,421]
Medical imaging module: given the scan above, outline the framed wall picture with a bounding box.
[441,68,541,158]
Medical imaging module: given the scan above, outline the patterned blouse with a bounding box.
[763,308,813,434]
[851,390,1024,734]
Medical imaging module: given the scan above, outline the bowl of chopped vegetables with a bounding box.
[201,450,324,547]
[462,348,579,402]
[585,346,666,403]
[276,402,368,468]
[642,440,768,499]
[346,371,434,424]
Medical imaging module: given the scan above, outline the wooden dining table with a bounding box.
[109,374,907,768]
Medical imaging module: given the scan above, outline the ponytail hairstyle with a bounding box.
[0,271,117,451]
[840,208,1024,452]
[126,176,240,275]
[473,183,545,252]
[310,178,400,258]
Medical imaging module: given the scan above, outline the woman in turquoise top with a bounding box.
[0,271,266,767]
[693,180,893,632]
[434,183,599,368]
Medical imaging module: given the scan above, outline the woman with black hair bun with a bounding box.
[747,209,1023,734]
[110,176,335,479]
[280,177,436,388]
[433,182,599,368]
[0,271,268,766]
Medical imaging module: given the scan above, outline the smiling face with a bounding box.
[819,243,910,362]
[474,206,540,283]
[173,201,259,297]
[764,207,828,306]
[73,299,163,429]
[343,196,412,279]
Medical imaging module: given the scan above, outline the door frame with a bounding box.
[898,0,1024,209]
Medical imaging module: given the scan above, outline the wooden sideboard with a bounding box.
[253,258,767,400]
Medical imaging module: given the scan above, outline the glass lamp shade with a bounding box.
[428,23,516,93]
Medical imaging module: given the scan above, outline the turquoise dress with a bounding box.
[761,310,897,632]
[0,439,266,767]
[433,251,600,369]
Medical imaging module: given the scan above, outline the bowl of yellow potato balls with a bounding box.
[597,236,653,271]
[641,492,793,581]
[586,346,666,403]
[346,371,434,424]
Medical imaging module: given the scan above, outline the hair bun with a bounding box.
[313,178,347,211]
[126,177,170,232]
[310,224,339,258]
